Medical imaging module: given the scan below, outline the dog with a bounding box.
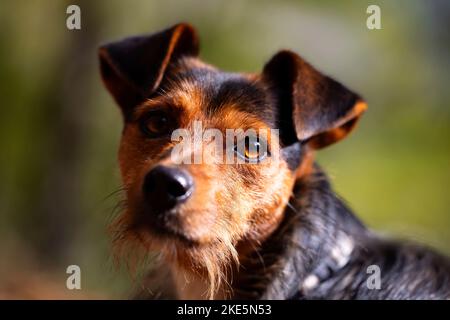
[98,23,450,299]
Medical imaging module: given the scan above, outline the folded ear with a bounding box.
[98,23,199,116]
[263,50,367,149]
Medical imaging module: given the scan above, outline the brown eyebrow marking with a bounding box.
[133,76,205,121]
[214,107,268,131]
[132,98,169,121]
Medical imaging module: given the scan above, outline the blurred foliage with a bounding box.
[0,0,449,297]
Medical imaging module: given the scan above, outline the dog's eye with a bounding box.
[234,136,269,163]
[140,112,171,138]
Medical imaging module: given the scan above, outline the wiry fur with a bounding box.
[99,23,450,300]
[109,192,240,299]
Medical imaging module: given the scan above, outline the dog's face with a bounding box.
[99,23,366,284]
[117,61,293,248]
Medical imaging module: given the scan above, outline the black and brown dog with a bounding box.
[99,23,450,299]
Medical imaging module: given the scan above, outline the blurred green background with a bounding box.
[0,0,449,298]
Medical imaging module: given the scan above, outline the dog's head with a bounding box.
[99,23,366,294]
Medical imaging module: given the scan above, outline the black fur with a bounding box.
[233,165,450,299]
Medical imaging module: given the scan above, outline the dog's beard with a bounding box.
[109,211,239,299]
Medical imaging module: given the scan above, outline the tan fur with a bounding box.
[111,84,296,298]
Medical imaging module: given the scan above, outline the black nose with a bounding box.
[143,165,194,212]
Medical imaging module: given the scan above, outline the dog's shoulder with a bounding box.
[263,166,450,300]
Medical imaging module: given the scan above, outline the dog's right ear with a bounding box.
[98,23,199,117]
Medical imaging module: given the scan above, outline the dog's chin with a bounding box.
[131,202,220,247]
[152,224,202,248]
[133,212,206,249]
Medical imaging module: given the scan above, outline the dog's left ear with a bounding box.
[263,50,367,149]
[98,23,199,116]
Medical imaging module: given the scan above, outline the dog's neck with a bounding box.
[230,164,368,299]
